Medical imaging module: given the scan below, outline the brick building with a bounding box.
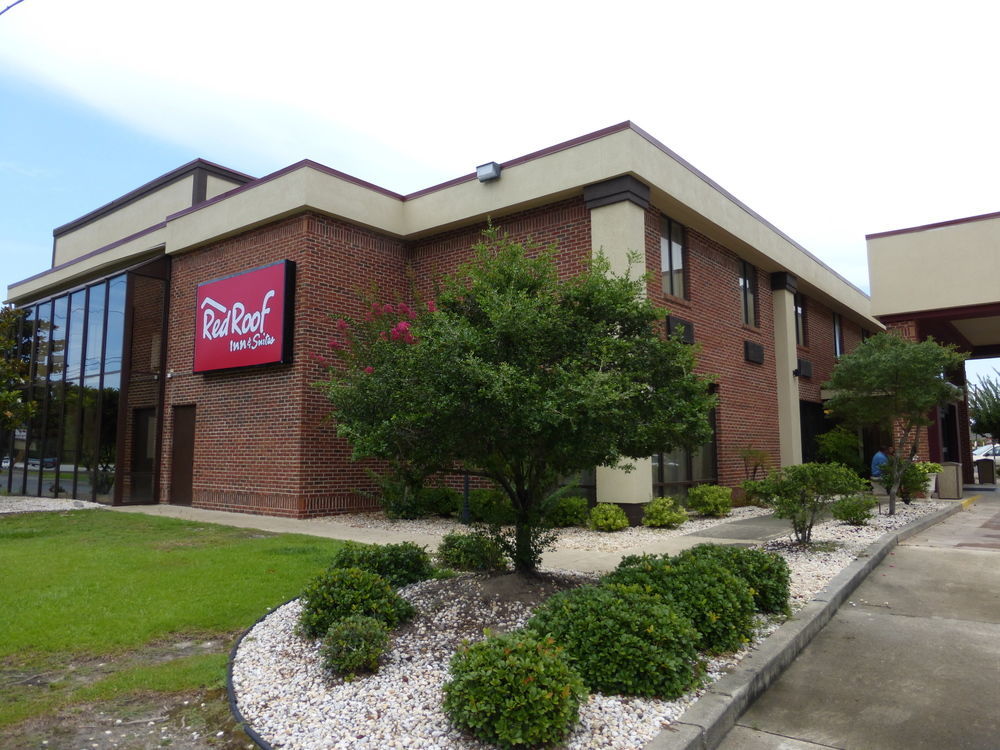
[3,122,882,517]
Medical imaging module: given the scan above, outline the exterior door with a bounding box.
[171,405,195,505]
[130,407,156,502]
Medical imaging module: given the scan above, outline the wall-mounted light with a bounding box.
[476,161,502,182]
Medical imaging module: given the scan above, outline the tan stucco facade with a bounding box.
[771,285,803,466]
[868,213,1000,317]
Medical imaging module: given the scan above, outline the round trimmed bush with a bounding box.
[320,615,389,678]
[686,484,732,517]
[298,567,415,639]
[603,554,756,654]
[542,495,589,527]
[587,503,629,532]
[642,496,688,528]
[437,531,509,572]
[526,584,701,698]
[831,494,878,527]
[442,631,586,749]
[674,544,791,616]
[329,541,435,588]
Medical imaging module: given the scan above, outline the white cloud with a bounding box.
[3,0,1000,279]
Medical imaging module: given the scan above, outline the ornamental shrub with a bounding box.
[419,486,462,517]
[744,462,867,544]
[526,584,702,698]
[542,494,589,527]
[437,531,509,572]
[329,541,435,589]
[320,615,389,678]
[442,631,586,749]
[831,494,878,526]
[587,503,629,532]
[468,488,517,525]
[603,554,756,654]
[298,567,415,639]
[673,544,791,616]
[687,484,732,517]
[642,496,688,528]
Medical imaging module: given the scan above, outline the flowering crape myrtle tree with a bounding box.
[824,333,965,515]
[320,228,715,574]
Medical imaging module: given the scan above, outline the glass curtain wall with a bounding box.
[3,274,127,503]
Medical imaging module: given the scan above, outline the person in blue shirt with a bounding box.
[871,446,893,478]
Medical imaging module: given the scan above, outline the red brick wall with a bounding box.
[797,296,864,403]
[161,213,407,517]
[408,198,592,298]
[645,209,781,489]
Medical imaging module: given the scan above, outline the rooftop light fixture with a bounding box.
[476,161,502,182]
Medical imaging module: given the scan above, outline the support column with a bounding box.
[586,176,653,505]
[770,272,802,466]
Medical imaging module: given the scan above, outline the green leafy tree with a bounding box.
[321,227,715,573]
[0,305,34,432]
[969,370,1000,444]
[823,333,966,514]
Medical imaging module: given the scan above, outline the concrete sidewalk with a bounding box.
[711,490,1000,750]
[111,503,790,573]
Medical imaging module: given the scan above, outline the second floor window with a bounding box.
[740,260,758,327]
[794,293,807,346]
[660,215,686,298]
[833,313,844,357]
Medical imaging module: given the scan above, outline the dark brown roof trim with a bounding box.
[164,158,407,224]
[403,122,635,200]
[13,222,167,289]
[624,123,870,301]
[877,300,1000,323]
[53,159,254,238]
[866,209,1000,240]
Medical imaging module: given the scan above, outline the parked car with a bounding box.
[972,444,1000,466]
[26,456,58,469]
[1,456,9,470]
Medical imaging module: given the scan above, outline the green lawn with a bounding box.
[0,510,345,728]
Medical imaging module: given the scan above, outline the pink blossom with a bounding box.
[309,353,330,365]
[335,318,350,331]
[328,339,345,350]
[363,366,374,374]
[382,303,395,315]
[397,302,414,318]
[379,331,388,340]
[427,300,437,312]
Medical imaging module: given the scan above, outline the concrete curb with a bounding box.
[643,500,972,750]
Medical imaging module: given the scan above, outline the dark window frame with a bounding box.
[660,215,688,300]
[652,410,718,499]
[794,293,807,347]
[739,260,759,327]
[833,313,844,357]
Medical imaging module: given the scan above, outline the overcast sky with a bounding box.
[1,0,997,381]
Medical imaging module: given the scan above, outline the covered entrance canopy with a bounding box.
[868,210,1000,481]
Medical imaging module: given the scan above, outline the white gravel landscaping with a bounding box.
[232,500,946,750]
[0,495,107,514]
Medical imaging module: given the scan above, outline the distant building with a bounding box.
[3,122,881,516]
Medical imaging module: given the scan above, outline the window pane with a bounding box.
[34,302,52,381]
[96,372,120,502]
[66,290,86,382]
[85,283,106,376]
[671,223,685,299]
[660,219,673,296]
[104,276,127,374]
[49,296,68,383]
